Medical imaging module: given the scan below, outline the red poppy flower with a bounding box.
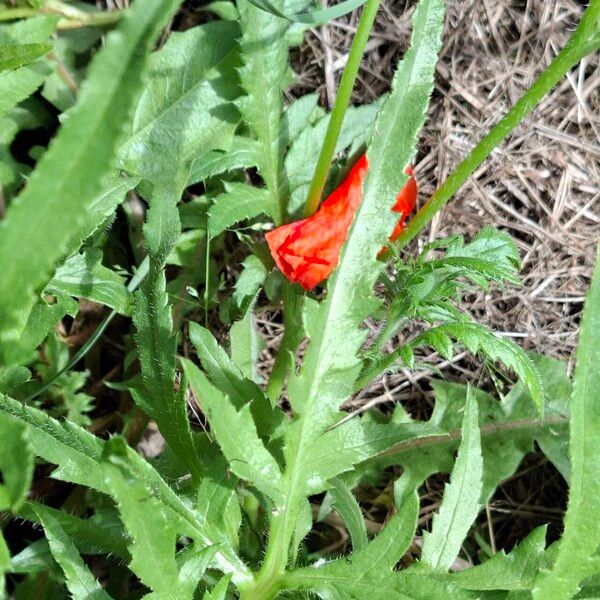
[265,155,417,291]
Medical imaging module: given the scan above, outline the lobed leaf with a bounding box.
[188,321,283,440]
[237,0,290,224]
[328,478,368,551]
[0,413,34,511]
[452,526,548,591]
[188,136,261,185]
[0,16,56,117]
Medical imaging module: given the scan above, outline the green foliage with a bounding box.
[183,358,285,506]
[188,321,282,439]
[0,16,56,117]
[285,494,468,599]
[133,254,200,480]
[101,440,198,600]
[0,0,183,365]
[208,183,271,238]
[188,136,260,185]
[362,321,543,411]
[284,101,381,216]
[0,43,51,72]
[452,526,548,591]
[374,375,567,506]
[533,247,600,599]
[34,333,94,426]
[120,20,240,186]
[0,394,251,584]
[0,0,596,598]
[328,478,368,551]
[237,0,290,224]
[36,509,112,600]
[0,413,34,512]
[47,248,133,315]
[421,389,482,571]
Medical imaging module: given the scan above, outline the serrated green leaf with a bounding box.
[120,20,240,186]
[0,43,52,72]
[0,0,183,365]
[203,575,231,600]
[36,509,113,600]
[431,226,521,286]
[133,250,201,481]
[247,0,366,26]
[364,321,544,412]
[230,299,264,383]
[453,526,547,591]
[0,61,51,118]
[370,378,566,507]
[278,0,445,552]
[188,136,260,185]
[21,501,129,560]
[0,413,34,511]
[0,394,250,584]
[282,93,321,144]
[182,359,285,507]
[0,366,30,394]
[101,443,194,600]
[208,183,271,238]
[533,247,600,599]
[0,15,57,46]
[421,389,482,571]
[0,393,105,491]
[285,494,472,599]
[232,255,268,315]
[505,353,571,482]
[7,292,78,366]
[329,478,368,551]
[47,248,133,315]
[188,321,282,440]
[0,17,56,117]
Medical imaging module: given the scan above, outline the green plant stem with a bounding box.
[265,282,303,402]
[303,0,381,217]
[0,7,37,21]
[393,0,600,252]
[0,4,125,28]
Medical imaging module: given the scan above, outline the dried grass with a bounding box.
[281,0,599,377]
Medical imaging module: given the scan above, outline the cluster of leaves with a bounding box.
[0,0,599,599]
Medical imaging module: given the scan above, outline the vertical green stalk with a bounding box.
[265,283,304,402]
[394,0,600,251]
[303,0,381,217]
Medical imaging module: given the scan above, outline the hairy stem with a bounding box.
[303,0,381,217]
[393,0,600,251]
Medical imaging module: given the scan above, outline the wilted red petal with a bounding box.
[266,154,417,291]
[390,165,418,242]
